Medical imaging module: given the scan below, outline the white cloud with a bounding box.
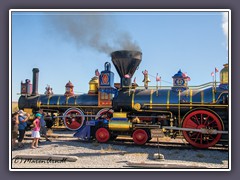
[222,12,228,50]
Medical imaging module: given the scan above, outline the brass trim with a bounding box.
[37,100,41,108]
[57,96,60,107]
[133,103,141,111]
[190,90,192,103]
[167,90,170,109]
[215,91,228,103]
[201,91,204,104]
[150,89,153,109]
[190,90,193,109]
[212,88,216,103]
[113,112,127,118]
[178,90,181,126]
[143,103,228,107]
[131,90,135,109]
[47,97,50,108]
[39,105,111,108]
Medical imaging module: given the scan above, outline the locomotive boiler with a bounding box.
[18,50,229,149]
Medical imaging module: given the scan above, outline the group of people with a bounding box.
[11,109,51,149]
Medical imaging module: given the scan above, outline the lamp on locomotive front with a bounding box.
[64,81,74,97]
[219,63,229,90]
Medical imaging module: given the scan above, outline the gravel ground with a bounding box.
[10,130,229,170]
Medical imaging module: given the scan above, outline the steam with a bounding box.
[48,13,141,54]
[222,12,228,50]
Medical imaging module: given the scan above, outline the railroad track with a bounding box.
[24,130,228,152]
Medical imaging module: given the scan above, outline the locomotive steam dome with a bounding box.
[111,50,142,88]
[220,63,228,84]
[88,76,99,94]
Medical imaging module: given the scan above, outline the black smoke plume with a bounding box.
[48,12,141,54]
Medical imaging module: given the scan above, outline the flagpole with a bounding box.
[214,70,216,90]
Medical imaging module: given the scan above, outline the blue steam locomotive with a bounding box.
[18,50,229,148]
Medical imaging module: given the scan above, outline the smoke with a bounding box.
[222,12,228,50]
[48,13,141,55]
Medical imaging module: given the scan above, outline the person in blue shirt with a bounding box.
[18,110,30,148]
[39,109,51,142]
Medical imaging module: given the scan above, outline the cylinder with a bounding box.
[108,121,132,131]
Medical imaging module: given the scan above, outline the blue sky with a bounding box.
[11,10,229,101]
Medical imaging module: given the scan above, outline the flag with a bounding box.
[211,72,214,77]
[182,72,187,77]
[183,72,190,81]
[215,67,219,73]
[133,77,136,84]
[95,69,100,76]
[142,70,148,75]
[124,74,130,78]
[156,73,161,82]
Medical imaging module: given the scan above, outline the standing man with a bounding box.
[39,109,51,142]
[18,110,30,148]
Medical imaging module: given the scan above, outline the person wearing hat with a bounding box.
[31,113,41,149]
[18,110,30,148]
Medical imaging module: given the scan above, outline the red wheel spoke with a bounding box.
[194,133,201,143]
[200,134,203,144]
[189,132,198,138]
[206,120,215,127]
[203,115,210,125]
[185,119,198,128]
[200,113,203,125]
[193,115,200,125]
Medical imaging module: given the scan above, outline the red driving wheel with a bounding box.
[95,128,110,143]
[133,129,148,145]
[63,108,85,131]
[182,110,223,149]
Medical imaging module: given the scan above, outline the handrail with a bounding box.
[135,82,220,90]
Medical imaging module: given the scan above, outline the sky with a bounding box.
[11,10,229,101]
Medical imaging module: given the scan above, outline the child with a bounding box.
[31,113,41,149]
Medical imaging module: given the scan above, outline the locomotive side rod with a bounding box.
[44,114,97,119]
[162,126,228,134]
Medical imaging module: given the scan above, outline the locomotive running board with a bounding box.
[162,126,228,134]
